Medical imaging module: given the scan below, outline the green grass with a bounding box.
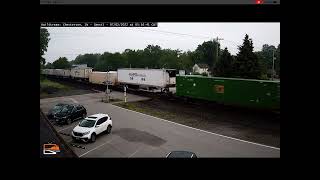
[40,79,71,94]
[41,79,69,89]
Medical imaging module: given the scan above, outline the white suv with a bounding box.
[72,113,112,143]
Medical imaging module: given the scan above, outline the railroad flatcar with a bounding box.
[176,75,280,110]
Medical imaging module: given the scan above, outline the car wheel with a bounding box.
[106,125,112,134]
[72,137,77,142]
[91,133,96,142]
[66,118,72,125]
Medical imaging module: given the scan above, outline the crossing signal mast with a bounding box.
[213,37,223,75]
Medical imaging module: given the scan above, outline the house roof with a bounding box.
[195,63,209,68]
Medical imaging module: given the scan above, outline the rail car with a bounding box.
[41,68,280,110]
[175,75,280,110]
[117,68,176,92]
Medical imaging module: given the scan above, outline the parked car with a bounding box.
[166,151,197,158]
[72,113,112,143]
[47,103,68,119]
[51,104,87,125]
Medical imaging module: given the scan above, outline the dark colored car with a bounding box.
[166,151,197,158]
[47,103,68,119]
[49,104,87,125]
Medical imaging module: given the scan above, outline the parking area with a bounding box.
[40,92,280,158]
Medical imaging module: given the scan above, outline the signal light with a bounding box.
[256,0,264,4]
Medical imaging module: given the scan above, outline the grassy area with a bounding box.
[41,79,70,89]
[40,79,71,95]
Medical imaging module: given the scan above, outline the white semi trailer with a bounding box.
[117,68,176,92]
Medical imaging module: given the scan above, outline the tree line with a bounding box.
[41,28,280,80]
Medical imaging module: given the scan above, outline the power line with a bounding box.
[135,28,211,39]
[46,28,274,59]
[134,28,265,50]
[50,28,268,49]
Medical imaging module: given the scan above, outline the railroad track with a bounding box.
[46,77,279,116]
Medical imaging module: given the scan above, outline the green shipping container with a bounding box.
[176,75,280,110]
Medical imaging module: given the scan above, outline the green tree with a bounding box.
[255,44,279,79]
[158,49,180,69]
[194,40,220,74]
[215,48,234,77]
[40,28,50,66]
[177,51,193,72]
[233,34,261,79]
[275,44,280,78]
[261,44,277,78]
[255,51,268,79]
[52,57,71,69]
[109,52,128,69]
[123,49,142,68]
[72,53,100,68]
[143,45,162,68]
[95,52,127,71]
[45,62,54,69]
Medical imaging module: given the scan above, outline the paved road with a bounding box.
[40,92,280,158]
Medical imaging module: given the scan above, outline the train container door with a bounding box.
[166,69,177,87]
[84,68,92,79]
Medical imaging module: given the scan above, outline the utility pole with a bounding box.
[124,85,127,103]
[272,49,275,81]
[213,37,223,76]
[105,66,111,102]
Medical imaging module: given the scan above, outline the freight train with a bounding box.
[41,67,280,110]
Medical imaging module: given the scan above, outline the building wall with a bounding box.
[193,64,208,74]
[198,68,208,74]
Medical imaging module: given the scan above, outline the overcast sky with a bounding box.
[43,23,280,63]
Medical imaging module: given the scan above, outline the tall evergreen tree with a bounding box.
[215,48,234,77]
[233,34,261,79]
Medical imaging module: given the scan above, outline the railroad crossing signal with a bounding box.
[124,85,128,102]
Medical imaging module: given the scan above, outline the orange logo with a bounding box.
[43,144,60,155]
[215,85,224,93]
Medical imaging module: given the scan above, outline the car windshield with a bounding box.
[167,151,193,158]
[52,104,65,113]
[79,119,96,128]
[61,105,73,113]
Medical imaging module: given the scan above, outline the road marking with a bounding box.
[79,137,116,157]
[128,146,143,158]
[40,98,61,103]
[40,97,79,104]
[92,89,103,93]
[60,132,71,136]
[58,126,74,133]
[68,98,79,104]
[70,143,86,149]
[111,105,280,150]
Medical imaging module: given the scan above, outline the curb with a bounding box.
[40,108,78,158]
